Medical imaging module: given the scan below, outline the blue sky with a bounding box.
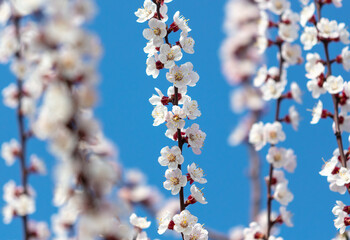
[1,0,350,239]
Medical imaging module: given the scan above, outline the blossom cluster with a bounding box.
[244,0,302,239]
[0,1,50,238]
[221,0,266,148]
[121,168,211,239]
[220,0,267,224]
[0,0,135,239]
[299,0,350,237]
[136,0,208,239]
[34,1,131,239]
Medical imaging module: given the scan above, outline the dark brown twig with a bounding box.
[14,16,29,240]
[267,52,284,239]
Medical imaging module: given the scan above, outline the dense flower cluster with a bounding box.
[3,0,350,239]
[136,0,208,239]
[0,0,136,239]
[299,0,350,237]
[221,0,266,222]
[0,1,50,239]
[245,0,302,239]
[222,0,266,147]
[32,1,132,239]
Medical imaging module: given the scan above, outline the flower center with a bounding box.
[173,115,180,122]
[167,153,176,162]
[269,131,277,139]
[170,177,180,185]
[180,220,188,228]
[275,1,283,10]
[167,51,175,60]
[189,134,196,141]
[274,153,282,162]
[190,234,200,240]
[175,72,184,81]
[193,169,203,178]
[269,85,277,95]
[277,191,285,199]
[323,25,331,34]
[331,81,339,90]
[153,28,161,36]
[286,50,293,58]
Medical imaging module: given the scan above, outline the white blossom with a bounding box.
[266,147,288,168]
[317,18,340,39]
[166,105,186,130]
[274,183,294,206]
[264,122,286,145]
[173,11,191,32]
[249,122,266,151]
[291,82,302,104]
[135,0,157,23]
[320,156,338,177]
[152,104,168,126]
[336,167,350,186]
[190,184,207,204]
[183,98,201,120]
[2,83,19,108]
[166,62,199,88]
[163,168,187,195]
[158,146,184,170]
[129,213,151,229]
[143,19,167,47]
[280,206,293,227]
[339,23,350,44]
[334,211,348,234]
[267,0,290,15]
[300,26,318,50]
[254,65,267,87]
[243,222,264,240]
[186,123,206,155]
[1,139,21,166]
[146,56,160,79]
[281,43,302,65]
[180,32,195,54]
[300,3,315,27]
[278,23,299,43]
[158,211,172,235]
[29,154,46,175]
[288,105,300,130]
[159,44,183,69]
[333,201,346,216]
[323,75,344,94]
[341,46,350,71]
[173,210,197,235]
[187,163,207,184]
[28,221,50,240]
[184,223,208,240]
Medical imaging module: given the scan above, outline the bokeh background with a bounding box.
[1,0,350,239]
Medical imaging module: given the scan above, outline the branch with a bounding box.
[314,0,347,168]
[14,16,29,240]
[267,51,284,238]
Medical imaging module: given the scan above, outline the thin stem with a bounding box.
[14,16,29,240]
[266,163,274,238]
[267,48,284,238]
[174,87,185,213]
